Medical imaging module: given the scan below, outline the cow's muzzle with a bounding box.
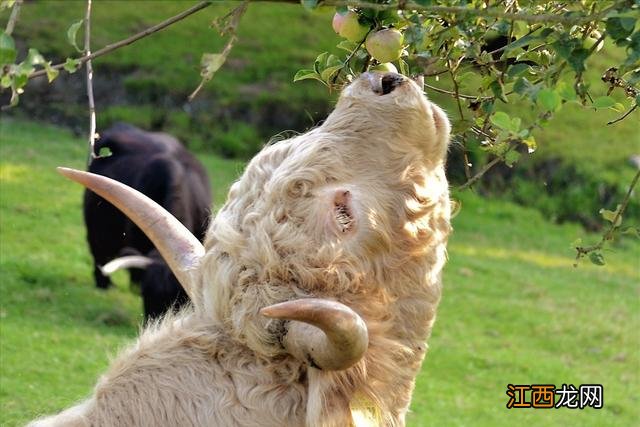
[365,72,406,95]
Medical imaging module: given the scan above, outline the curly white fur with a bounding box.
[28,73,451,427]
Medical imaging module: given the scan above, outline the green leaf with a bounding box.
[313,52,329,74]
[293,69,323,83]
[300,0,318,11]
[606,17,636,41]
[570,238,582,248]
[556,82,577,101]
[612,102,625,112]
[506,63,530,79]
[504,150,520,167]
[326,54,342,68]
[567,47,589,73]
[599,205,622,226]
[450,198,461,218]
[510,117,521,132]
[25,48,45,66]
[592,96,616,109]
[489,80,508,103]
[621,227,640,238]
[336,40,357,52]
[67,19,84,53]
[589,251,605,266]
[320,64,343,82]
[43,62,59,83]
[13,72,27,89]
[200,53,226,79]
[500,31,541,56]
[451,119,473,134]
[16,61,35,76]
[0,73,11,88]
[522,135,537,153]
[0,31,16,64]
[490,111,512,130]
[513,76,540,98]
[63,57,81,73]
[398,58,409,76]
[1,0,17,9]
[537,88,561,112]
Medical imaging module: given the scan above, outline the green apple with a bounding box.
[336,11,369,43]
[365,29,404,63]
[370,62,398,73]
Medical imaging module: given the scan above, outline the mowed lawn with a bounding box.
[1,119,638,426]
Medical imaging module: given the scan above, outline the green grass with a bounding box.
[409,192,639,426]
[4,0,342,157]
[1,119,638,426]
[6,1,340,104]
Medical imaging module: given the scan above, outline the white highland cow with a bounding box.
[31,72,451,426]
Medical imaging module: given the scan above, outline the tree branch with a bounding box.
[4,0,22,36]
[456,154,504,191]
[187,0,248,101]
[256,0,622,24]
[574,169,640,263]
[607,104,638,125]
[84,0,97,162]
[423,82,491,100]
[28,1,213,80]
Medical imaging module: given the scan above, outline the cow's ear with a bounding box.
[430,103,451,148]
[329,189,357,236]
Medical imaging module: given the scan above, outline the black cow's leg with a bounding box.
[94,263,112,289]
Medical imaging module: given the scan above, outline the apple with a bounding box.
[365,28,404,63]
[370,62,398,73]
[334,11,369,43]
[332,12,346,34]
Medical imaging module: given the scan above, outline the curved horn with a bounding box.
[58,167,204,300]
[100,256,155,276]
[261,298,368,371]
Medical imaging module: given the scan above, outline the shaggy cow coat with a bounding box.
[29,72,451,427]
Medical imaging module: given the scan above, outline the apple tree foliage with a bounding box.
[1,0,639,265]
[295,0,639,265]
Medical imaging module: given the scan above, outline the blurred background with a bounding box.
[1,1,638,426]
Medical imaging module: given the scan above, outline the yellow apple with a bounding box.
[365,29,404,63]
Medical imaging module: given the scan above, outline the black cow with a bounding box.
[84,123,211,319]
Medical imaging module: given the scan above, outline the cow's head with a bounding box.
[59,72,451,372]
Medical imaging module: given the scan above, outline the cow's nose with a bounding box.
[365,72,406,95]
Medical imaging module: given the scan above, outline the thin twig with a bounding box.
[4,0,22,36]
[448,59,472,181]
[423,82,491,100]
[84,0,97,162]
[456,154,505,191]
[187,1,247,101]
[28,1,213,80]
[332,29,371,86]
[574,169,640,262]
[607,104,638,125]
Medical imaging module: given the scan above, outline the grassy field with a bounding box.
[1,119,638,426]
